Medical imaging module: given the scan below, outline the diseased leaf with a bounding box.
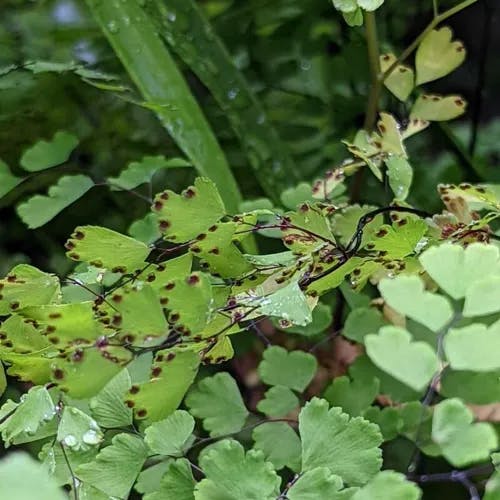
[17,175,94,228]
[258,346,317,392]
[195,439,281,499]
[385,156,413,201]
[432,398,498,467]
[299,398,382,486]
[76,433,148,498]
[380,54,414,102]
[20,131,79,171]
[410,94,466,121]
[365,326,439,391]
[185,372,248,437]
[415,27,466,85]
[153,178,226,242]
[66,225,150,273]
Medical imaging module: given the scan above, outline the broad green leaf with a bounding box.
[153,178,225,242]
[85,0,242,212]
[282,302,333,337]
[432,398,498,467]
[0,387,56,446]
[351,471,421,500]
[281,183,316,209]
[420,243,500,299]
[464,276,500,317]
[440,368,500,404]
[20,131,79,171]
[0,264,60,315]
[299,398,382,485]
[368,218,428,259]
[17,175,94,229]
[185,372,248,437]
[379,275,453,332]
[146,0,300,200]
[257,386,299,417]
[190,222,253,278]
[76,433,148,498]
[365,326,439,391]
[66,225,149,273]
[343,307,387,344]
[252,422,301,471]
[195,439,281,499]
[343,8,363,26]
[385,156,413,201]
[126,349,200,422]
[415,27,465,85]
[287,467,356,500]
[259,282,313,326]
[52,346,132,399]
[324,374,379,417]
[332,0,357,12]
[21,302,103,346]
[90,369,133,428]
[57,407,103,451]
[362,407,403,441]
[0,452,67,500]
[144,410,194,456]
[108,155,190,190]
[144,459,195,500]
[258,346,317,392]
[357,0,384,9]
[444,321,500,372]
[410,94,466,121]
[0,159,23,199]
[380,54,414,102]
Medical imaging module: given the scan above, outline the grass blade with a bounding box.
[85,0,242,212]
[145,0,300,201]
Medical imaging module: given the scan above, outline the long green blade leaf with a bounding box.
[85,0,242,212]
[145,0,300,201]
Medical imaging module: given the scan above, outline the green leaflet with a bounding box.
[379,275,453,332]
[144,410,195,457]
[258,346,317,392]
[76,433,149,498]
[0,159,23,199]
[16,175,94,229]
[126,349,200,422]
[410,94,466,122]
[195,439,281,499]
[365,326,439,391]
[85,0,242,212]
[415,27,466,85]
[19,131,79,171]
[144,459,195,500]
[299,398,383,486]
[66,225,150,273]
[432,398,498,467]
[145,0,299,201]
[108,155,191,190]
[252,422,301,471]
[0,264,60,315]
[0,453,67,500]
[287,467,356,499]
[385,156,413,201]
[444,321,500,372]
[380,54,414,102]
[153,177,226,242]
[351,471,421,500]
[185,372,248,437]
[90,369,133,428]
[257,386,300,418]
[56,407,103,451]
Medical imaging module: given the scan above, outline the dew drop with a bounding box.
[166,11,176,22]
[227,88,239,100]
[64,434,78,447]
[107,21,119,34]
[82,429,102,445]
